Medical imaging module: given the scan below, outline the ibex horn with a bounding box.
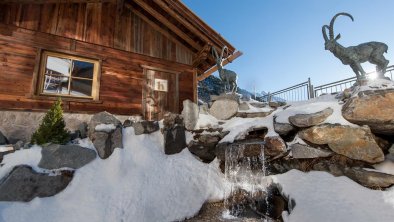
[211,46,219,60]
[220,46,229,61]
[329,12,354,40]
[322,25,330,42]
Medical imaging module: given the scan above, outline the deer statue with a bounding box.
[322,12,389,81]
[211,46,238,93]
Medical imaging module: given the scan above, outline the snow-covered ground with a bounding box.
[274,170,394,222]
[0,128,227,222]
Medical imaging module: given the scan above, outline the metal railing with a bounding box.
[260,78,313,102]
[314,65,394,97]
[261,65,394,102]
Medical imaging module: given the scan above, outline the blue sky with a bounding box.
[182,0,394,93]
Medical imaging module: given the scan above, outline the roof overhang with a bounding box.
[2,0,241,77]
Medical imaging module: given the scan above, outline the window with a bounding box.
[38,51,100,100]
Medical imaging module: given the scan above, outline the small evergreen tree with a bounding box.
[31,98,70,145]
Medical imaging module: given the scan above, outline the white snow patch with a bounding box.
[0,146,42,179]
[195,114,220,129]
[357,79,394,93]
[374,155,394,175]
[0,128,228,222]
[75,138,96,150]
[185,131,195,144]
[275,94,355,126]
[272,170,394,222]
[0,146,14,153]
[95,123,116,133]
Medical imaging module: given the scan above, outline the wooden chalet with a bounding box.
[0,0,241,120]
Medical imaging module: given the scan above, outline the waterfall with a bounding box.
[224,140,271,218]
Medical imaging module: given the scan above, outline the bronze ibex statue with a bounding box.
[211,46,238,93]
[322,12,389,80]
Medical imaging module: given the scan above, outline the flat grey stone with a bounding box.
[291,143,333,159]
[0,165,73,202]
[39,144,96,170]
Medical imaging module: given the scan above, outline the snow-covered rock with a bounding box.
[299,124,384,163]
[89,112,123,159]
[288,107,333,128]
[342,88,394,135]
[210,99,239,120]
[0,165,72,202]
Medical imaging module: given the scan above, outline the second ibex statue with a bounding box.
[322,12,389,81]
[212,46,238,93]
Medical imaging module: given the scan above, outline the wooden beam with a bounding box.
[154,0,222,51]
[197,51,243,81]
[0,0,115,3]
[132,0,201,52]
[166,0,235,53]
[124,4,187,52]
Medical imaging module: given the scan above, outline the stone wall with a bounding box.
[0,111,131,143]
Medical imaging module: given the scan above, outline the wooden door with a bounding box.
[143,67,179,120]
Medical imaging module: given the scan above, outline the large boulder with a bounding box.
[163,113,187,155]
[188,134,220,163]
[210,100,239,120]
[288,107,333,128]
[88,111,121,138]
[181,100,199,131]
[129,121,159,135]
[273,119,296,137]
[264,136,287,157]
[38,144,96,170]
[342,89,394,135]
[290,143,333,159]
[88,112,123,159]
[0,165,73,202]
[299,124,384,163]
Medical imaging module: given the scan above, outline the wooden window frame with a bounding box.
[33,50,101,102]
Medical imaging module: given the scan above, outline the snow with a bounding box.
[0,146,42,179]
[220,111,278,143]
[195,114,220,129]
[274,94,356,126]
[240,104,273,113]
[0,128,228,222]
[273,170,394,222]
[374,154,394,175]
[0,146,13,153]
[95,123,116,133]
[357,78,394,93]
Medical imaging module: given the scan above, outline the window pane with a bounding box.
[46,56,72,76]
[72,61,94,79]
[70,79,93,97]
[43,75,70,95]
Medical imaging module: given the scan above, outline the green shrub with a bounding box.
[31,98,70,145]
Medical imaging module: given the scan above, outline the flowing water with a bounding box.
[224,141,271,218]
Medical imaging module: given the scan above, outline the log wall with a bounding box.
[0,2,194,65]
[0,23,195,115]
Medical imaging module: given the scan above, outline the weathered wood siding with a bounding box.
[0,3,194,65]
[0,23,195,115]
